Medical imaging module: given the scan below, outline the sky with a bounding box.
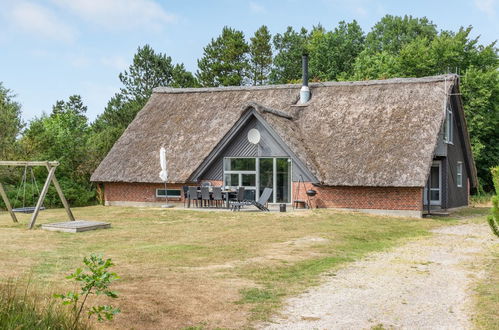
[0,0,498,122]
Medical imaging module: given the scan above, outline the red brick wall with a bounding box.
[105,183,186,203]
[293,182,423,211]
[104,182,423,211]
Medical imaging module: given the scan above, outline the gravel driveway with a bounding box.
[261,223,496,329]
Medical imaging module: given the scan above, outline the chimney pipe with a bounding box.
[300,54,310,104]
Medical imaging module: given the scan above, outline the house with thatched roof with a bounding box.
[91,64,476,217]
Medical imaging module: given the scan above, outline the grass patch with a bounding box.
[474,249,499,329]
[0,206,482,328]
[0,278,89,330]
[238,288,279,304]
[470,193,494,207]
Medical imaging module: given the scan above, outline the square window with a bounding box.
[457,162,463,187]
[156,189,181,198]
[444,107,453,144]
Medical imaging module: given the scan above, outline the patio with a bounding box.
[157,184,311,212]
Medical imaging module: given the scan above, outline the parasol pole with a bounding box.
[159,147,174,208]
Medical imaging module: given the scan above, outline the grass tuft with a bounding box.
[474,251,499,329]
[0,278,89,330]
[238,288,278,303]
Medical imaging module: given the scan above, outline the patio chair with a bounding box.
[232,188,272,212]
[187,186,200,208]
[229,187,246,210]
[212,186,224,208]
[201,186,211,207]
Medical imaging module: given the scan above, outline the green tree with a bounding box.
[364,15,437,54]
[461,67,499,190]
[21,95,89,180]
[348,50,400,80]
[0,83,24,160]
[309,21,365,81]
[269,26,309,84]
[119,44,197,103]
[249,25,273,85]
[197,26,250,86]
[19,95,94,206]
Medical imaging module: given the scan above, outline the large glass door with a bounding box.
[224,157,292,203]
[424,161,441,206]
[276,158,291,203]
[259,158,274,202]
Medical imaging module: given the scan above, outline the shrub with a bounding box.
[0,180,96,211]
[55,254,120,327]
[487,195,499,237]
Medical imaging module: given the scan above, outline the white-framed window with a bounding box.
[457,162,463,187]
[444,105,453,144]
[156,189,182,198]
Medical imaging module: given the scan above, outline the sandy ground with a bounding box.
[261,223,497,330]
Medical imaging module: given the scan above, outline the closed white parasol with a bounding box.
[159,147,168,182]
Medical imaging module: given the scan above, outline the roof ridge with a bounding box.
[245,101,294,120]
[153,74,458,94]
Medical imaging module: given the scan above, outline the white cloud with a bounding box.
[321,0,371,17]
[249,1,266,14]
[51,0,177,31]
[9,1,75,42]
[69,55,92,68]
[354,6,368,17]
[100,55,129,71]
[475,0,497,16]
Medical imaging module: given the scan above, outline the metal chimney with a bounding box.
[300,54,310,104]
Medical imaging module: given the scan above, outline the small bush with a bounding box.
[0,279,89,330]
[487,195,499,237]
[491,166,499,195]
[55,254,120,327]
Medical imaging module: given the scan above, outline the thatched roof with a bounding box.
[91,74,477,187]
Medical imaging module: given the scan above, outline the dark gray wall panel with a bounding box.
[445,96,469,208]
[201,115,308,181]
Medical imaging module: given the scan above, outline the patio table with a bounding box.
[192,188,237,208]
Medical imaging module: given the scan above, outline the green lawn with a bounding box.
[0,206,490,329]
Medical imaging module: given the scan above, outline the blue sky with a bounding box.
[1,0,497,122]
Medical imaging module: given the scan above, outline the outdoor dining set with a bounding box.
[183,184,273,211]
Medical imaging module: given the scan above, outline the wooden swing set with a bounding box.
[0,161,75,229]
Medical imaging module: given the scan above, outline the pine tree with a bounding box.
[197,26,250,87]
[119,45,196,102]
[249,25,272,85]
[269,27,308,84]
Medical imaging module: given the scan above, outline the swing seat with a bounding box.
[12,206,46,214]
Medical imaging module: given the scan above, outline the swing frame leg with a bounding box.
[45,164,75,222]
[29,166,56,229]
[0,182,18,223]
